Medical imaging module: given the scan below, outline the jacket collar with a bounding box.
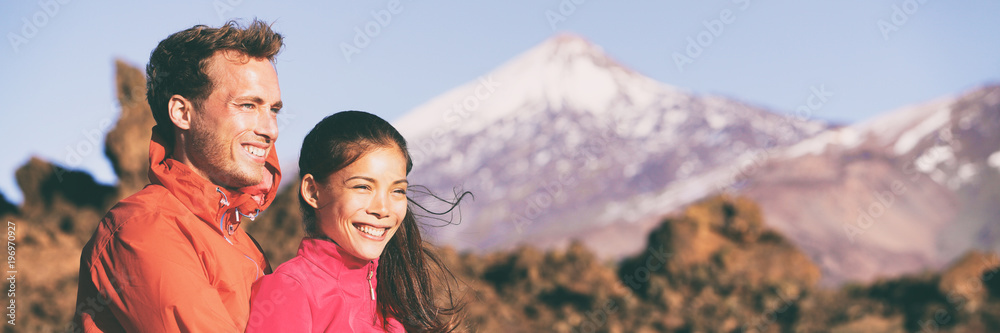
[298,238,378,279]
[146,127,282,236]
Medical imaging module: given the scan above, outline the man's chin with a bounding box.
[209,167,260,189]
[236,164,272,199]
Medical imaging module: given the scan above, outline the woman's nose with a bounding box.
[367,194,390,219]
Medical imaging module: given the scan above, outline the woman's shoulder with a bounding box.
[266,256,314,282]
[252,257,314,300]
[265,251,342,286]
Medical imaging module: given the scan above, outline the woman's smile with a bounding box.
[308,147,409,261]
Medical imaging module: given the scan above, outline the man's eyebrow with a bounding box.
[235,96,265,104]
[235,96,282,111]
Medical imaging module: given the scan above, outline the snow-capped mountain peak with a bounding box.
[390,33,1000,286]
[394,34,678,141]
[392,33,825,259]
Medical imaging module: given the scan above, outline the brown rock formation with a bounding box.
[6,60,150,332]
[11,158,117,332]
[0,192,15,218]
[938,251,1000,313]
[104,59,155,199]
[14,157,115,238]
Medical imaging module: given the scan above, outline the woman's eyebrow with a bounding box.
[345,175,375,183]
[344,176,408,185]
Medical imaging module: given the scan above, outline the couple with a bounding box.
[73,20,462,332]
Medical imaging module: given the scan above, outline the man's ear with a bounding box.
[168,95,194,130]
[301,174,321,209]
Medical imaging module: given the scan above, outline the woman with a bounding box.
[247,111,464,332]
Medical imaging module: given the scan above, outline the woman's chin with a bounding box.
[349,243,386,261]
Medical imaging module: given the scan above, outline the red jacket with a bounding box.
[73,131,281,332]
[246,238,406,333]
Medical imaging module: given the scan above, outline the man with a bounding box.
[73,20,284,332]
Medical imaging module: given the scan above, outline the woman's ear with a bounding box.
[300,174,320,209]
[168,94,194,130]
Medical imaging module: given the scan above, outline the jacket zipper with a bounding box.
[368,262,376,326]
[217,187,263,278]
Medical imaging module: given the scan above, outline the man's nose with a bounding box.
[255,109,279,142]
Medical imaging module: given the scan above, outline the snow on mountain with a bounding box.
[738,85,1000,284]
[395,34,678,140]
[394,34,826,255]
[780,96,954,160]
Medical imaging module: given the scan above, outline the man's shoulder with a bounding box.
[81,185,202,271]
[91,185,192,245]
[106,185,179,223]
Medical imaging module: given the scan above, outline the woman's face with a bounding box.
[306,147,409,261]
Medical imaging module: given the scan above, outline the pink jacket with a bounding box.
[246,238,405,332]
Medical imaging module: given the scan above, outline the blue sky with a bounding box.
[1,1,998,203]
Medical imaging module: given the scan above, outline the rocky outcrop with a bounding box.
[15,157,116,239]
[938,251,1000,313]
[7,60,149,332]
[449,195,1000,332]
[105,59,156,198]
[11,159,117,332]
[431,195,825,332]
[0,192,15,218]
[613,195,821,332]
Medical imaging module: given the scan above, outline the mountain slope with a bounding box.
[394,34,826,256]
[738,85,1000,284]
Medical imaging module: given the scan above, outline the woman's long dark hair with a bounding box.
[298,111,467,332]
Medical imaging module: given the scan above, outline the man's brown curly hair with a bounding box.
[145,19,284,145]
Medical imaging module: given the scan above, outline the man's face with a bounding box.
[186,51,282,189]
